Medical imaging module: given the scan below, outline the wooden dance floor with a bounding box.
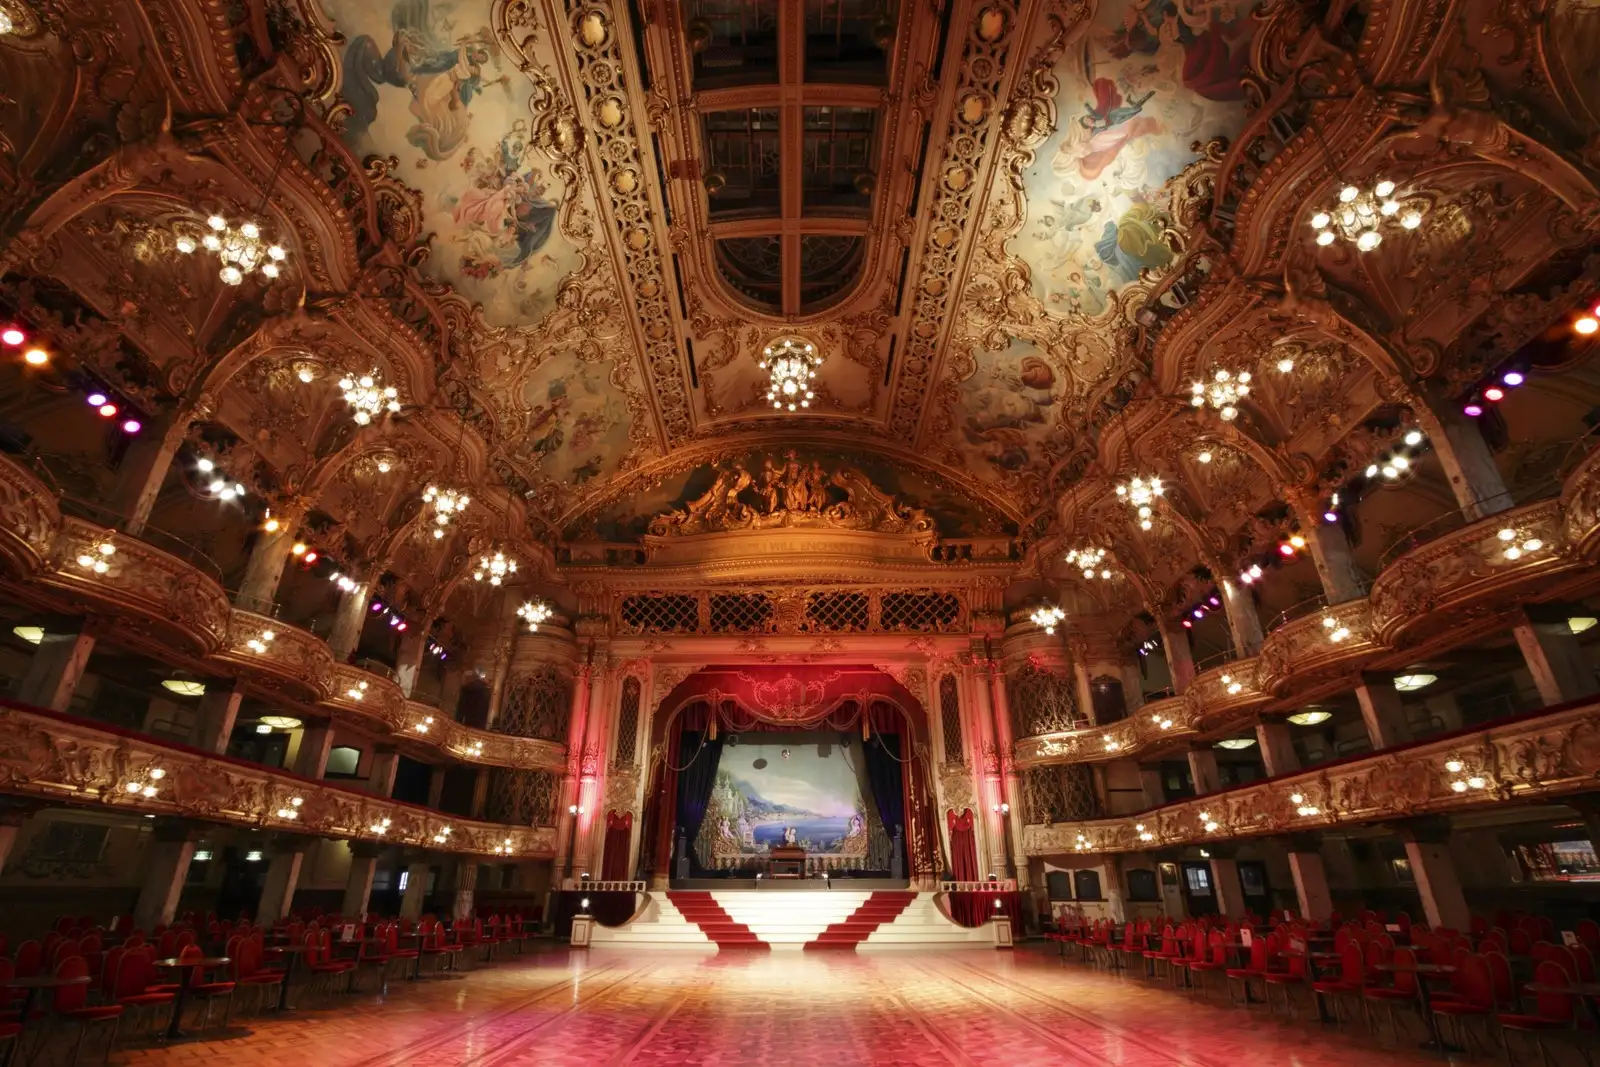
[117,946,1457,1066]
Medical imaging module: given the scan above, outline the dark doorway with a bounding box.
[1180,861,1218,916]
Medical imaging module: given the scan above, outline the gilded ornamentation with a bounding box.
[648,456,934,537]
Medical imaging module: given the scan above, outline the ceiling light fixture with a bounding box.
[161,679,207,697]
[1310,179,1423,251]
[1030,605,1066,635]
[1393,673,1437,692]
[1065,546,1112,580]
[758,337,821,412]
[176,214,288,285]
[1287,709,1332,726]
[423,485,469,539]
[474,550,518,586]
[1214,738,1256,750]
[338,371,401,425]
[1568,616,1598,635]
[517,600,553,631]
[258,715,303,730]
[11,625,43,645]
[1116,476,1164,530]
[1191,368,1250,420]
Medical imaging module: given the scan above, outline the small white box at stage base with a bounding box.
[570,915,594,947]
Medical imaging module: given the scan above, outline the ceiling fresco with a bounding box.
[1010,0,1260,314]
[323,0,589,326]
[949,336,1072,490]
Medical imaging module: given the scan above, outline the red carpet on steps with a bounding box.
[666,891,770,949]
[804,892,919,950]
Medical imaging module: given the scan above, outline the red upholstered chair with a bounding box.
[1310,940,1367,1025]
[1143,925,1183,982]
[1264,950,1309,1017]
[13,940,42,980]
[49,955,122,1065]
[1431,952,1496,1055]
[1497,960,1592,1065]
[1224,934,1272,1008]
[111,946,177,1040]
[1185,929,1229,998]
[385,923,419,976]
[175,944,235,1032]
[303,930,354,999]
[351,924,392,992]
[1572,944,1596,983]
[1577,920,1600,956]
[228,935,284,1013]
[419,919,464,977]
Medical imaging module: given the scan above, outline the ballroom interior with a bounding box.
[0,0,1598,1062]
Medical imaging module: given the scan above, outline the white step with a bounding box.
[860,897,993,949]
[588,896,714,949]
[713,890,871,947]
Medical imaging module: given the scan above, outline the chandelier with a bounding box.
[517,600,553,631]
[474,550,518,585]
[1065,546,1111,580]
[1030,605,1065,635]
[1115,476,1163,530]
[423,485,468,539]
[175,215,287,285]
[1310,179,1423,251]
[338,371,400,425]
[758,337,822,412]
[1190,369,1250,421]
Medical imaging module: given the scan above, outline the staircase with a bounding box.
[806,892,919,950]
[712,890,870,947]
[586,894,711,947]
[859,893,995,948]
[666,891,769,949]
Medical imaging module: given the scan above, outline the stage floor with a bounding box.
[116,944,1456,1066]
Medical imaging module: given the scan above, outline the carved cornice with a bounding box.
[0,701,555,858]
[1023,698,1600,856]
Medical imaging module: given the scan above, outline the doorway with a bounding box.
[1180,861,1219,916]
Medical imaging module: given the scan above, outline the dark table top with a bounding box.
[154,956,231,968]
[7,974,90,989]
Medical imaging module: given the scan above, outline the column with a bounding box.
[1219,577,1264,656]
[1512,613,1600,705]
[366,746,399,797]
[573,665,613,878]
[191,684,244,754]
[234,503,307,610]
[1209,854,1247,918]
[341,842,382,919]
[1425,402,1511,518]
[451,859,478,921]
[394,631,427,698]
[988,667,1027,886]
[399,858,431,919]
[1255,720,1299,777]
[967,661,1008,876]
[1120,662,1146,711]
[0,803,34,875]
[1100,860,1126,922]
[1304,521,1367,604]
[1354,676,1411,750]
[553,666,592,886]
[292,724,335,778]
[426,767,446,809]
[469,770,490,819]
[115,402,204,535]
[1156,618,1196,692]
[327,582,370,661]
[256,836,310,923]
[440,668,464,718]
[1400,823,1471,930]
[1137,764,1166,808]
[133,820,198,930]
[16,621,98,712]
[1286,838,1334,922]
[1187,747,1221,794]
[483,610,521,729]
[1071,658,1096,725]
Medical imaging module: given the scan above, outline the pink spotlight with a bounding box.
[86,392,107,407]
[1324,510,1339,523]
[1463,402,1484,417]
[1483,386,1505,402]
[121,419,141,434]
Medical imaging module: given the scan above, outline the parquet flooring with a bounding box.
[102,944,1488,1066]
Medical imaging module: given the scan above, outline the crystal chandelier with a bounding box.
[1310,179,1423,251]
[175,215,287,285]
[758,337,822,412]
[0,8,12,34]
[1190,369,1250,420]
[338,371,400,425]
[1116,476,1164,530]
[474,550,518,585]
[517,600,553,631]
[1065,546,1111,580]
[1030,605,1065,634]
[423,485,468,539]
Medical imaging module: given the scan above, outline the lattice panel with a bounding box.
[613,676,642,768]
[880,591,962,632]
[938,674,964,764]
[709,593,774,633]
[1007,663,1079,737]
[619,594,701,633]
[805,591,870,632]
[1022,765,1100,824]
[486,768,561,827]
[495,666,571,743]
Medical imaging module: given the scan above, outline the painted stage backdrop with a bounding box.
[694,737,887,871]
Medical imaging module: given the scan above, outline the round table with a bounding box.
[7,973,91,1044]
[1374,962,1459,1052]
[153,956,231,1040]
[272,945,308,1011]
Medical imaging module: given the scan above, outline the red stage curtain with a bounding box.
[947,809,978,881]
[602,811,634,882]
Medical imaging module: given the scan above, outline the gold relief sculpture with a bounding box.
[648,455,935,538]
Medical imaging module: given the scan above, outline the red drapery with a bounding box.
[601,810,633,882]
[947,809,979,881]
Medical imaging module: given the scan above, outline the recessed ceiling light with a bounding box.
[11,626,43,645]
[1394,673,1437,692]
[161,679,207,697]
[1214,738,1257,750]
[1568,616,1598,635]
[1287,709,1332,726]
[258,715,303,730]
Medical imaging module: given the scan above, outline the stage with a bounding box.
[667,877,911,891]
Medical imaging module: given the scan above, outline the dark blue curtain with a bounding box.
[864,732,906,845]
[673,732,723,871]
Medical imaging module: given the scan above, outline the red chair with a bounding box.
[48,955,122,1065]
[1142,925,1182,982]
[227,935,284,1013]
[385,923,420,978]
[1431,952,1496,1054]
[418,920,463,977]
[1362,946,1425,1044]
[110,948,176,1040]
[1577,919,1600,956]
[1310,940,1367,1025]
[1497,960,1591,1065]
[172,944,235,1032]
[1572,944,1595,983]
[1264,950,1309,1017]
[351,925,392,992]
[13,941,41,979]
[1224,934,1273,1008]
[1185,929,1229,998]
[302,930,354,999]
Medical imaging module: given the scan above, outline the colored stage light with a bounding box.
[121,419,141,434]
[1502,371,1524,386]
[1483,386,1505,402]
[23,348,48,365]
[1,328,24,346]
[1577,316,1598,335]
[86,392,107,407]
[1279,543,1295,557]
[98,403,118,418]
[1463,402,1483,417]
[1324,510,1339,523]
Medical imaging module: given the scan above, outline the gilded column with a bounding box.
[572,656,613,877]
[552,662,592,887]
[963,655,1006,877]
[986,664,1027,887]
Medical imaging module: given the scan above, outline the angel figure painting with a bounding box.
[323,0,585,324]
[1012,0,1261,315]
